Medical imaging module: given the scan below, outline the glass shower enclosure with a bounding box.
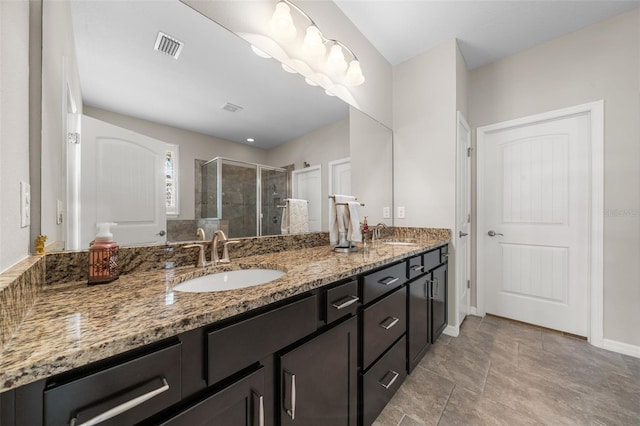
[201,157,288,238]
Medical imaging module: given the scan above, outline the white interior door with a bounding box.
[456,112,471,326]
[479,113,590,336]
[292,165,321,232]
[328,158,351,196]
[80,115,168,248]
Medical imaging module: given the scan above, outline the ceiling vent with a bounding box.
[154,32,184,59]
[221,102,244,113]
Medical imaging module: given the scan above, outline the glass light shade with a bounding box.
[303,26,326,58]
[345,60,365,86]
[326,44,348,75]
[304,77,319,86]
[281,63,297,74]
[270,2,297,42]
[251,45,271,59]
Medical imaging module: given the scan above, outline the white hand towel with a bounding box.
[330,194,356,245]
[346,201,362,243]
[281,204,289,235]
[287,199,309,234]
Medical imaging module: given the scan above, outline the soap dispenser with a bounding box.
[88,222,119,284]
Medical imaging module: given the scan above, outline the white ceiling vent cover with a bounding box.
[222,103,244,113]
[154,32,184,59]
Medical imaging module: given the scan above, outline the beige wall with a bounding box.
[393,39,457,229]
[350,107,393,227]
[469,9,640,346]
[84,106,269,221]
[0,0,31,272]
[266,119,350,230]
[182,0,392,128]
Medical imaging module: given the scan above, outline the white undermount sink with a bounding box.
[173,269,285,293]
[382,241,417,246]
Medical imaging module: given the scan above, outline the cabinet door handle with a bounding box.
[378,276,399,286]
[283,370,296,420]
[434,277,440,297]
[252,390,265,426]
[69,377,169,426]
[379,316,399,330]
[410,265,424,272]
[331,295,359,310]
[378,370,400,389]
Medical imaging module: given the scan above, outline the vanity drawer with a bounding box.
[44,342,182,426]
[207,294,317,385]
[362,287,406,369]
[424,248,441,272]
[407,254,425,280]
[325,279,359,324]
[362,336,407,426]
[361,261,407,304]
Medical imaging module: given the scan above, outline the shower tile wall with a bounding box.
[261,168,287,235]
[221,163,257,238]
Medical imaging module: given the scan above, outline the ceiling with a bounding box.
[334,0,640,68]
[70,1,348,150]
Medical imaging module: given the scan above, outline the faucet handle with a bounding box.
[220,240,240,263]
[195,228,206,241]
[184,244,210,268]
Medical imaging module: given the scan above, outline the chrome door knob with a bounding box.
[157,230,166,236]
[487,230,503,237]
[459,231,468,238]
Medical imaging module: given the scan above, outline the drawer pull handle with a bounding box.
[284,370,296,420]
[331,295,359,310]
[252,390,265,426]
[410,265,424,271]
[379,316,400,330]
[69,377,169,426]
[378,276,399,286]
[378,370,400,389]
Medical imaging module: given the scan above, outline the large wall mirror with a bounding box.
[40,0,392,250]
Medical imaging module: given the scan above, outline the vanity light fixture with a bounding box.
[266,0,365,86]
[251,45,272,59]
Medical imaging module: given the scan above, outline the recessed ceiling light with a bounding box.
[246,138,255,143]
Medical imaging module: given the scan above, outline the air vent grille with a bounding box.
[222,103,244,113]
[154,32,184,59]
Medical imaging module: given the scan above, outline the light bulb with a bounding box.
[345,60,365,86]
[269,2,297,42]
[326,44,347,76]
[303,26,326,58]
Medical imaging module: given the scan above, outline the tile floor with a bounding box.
[374,315,640,425]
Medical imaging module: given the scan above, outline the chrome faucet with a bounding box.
[372,223,388,241]
[211,230,239,265]
[195,228,206,241]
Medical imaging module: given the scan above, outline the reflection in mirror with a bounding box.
[41,0,392,250]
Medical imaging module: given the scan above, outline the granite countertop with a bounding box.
[0,236,448,392]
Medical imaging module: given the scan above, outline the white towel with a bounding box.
[281,204,289,235]
[330,194,356,245]
[346,201,362,242]
[287,199,309,234]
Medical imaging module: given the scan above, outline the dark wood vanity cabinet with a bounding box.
[278,316,357,426]
[407,247,449,373]
[0,244,451,426]
[155,366,266,426]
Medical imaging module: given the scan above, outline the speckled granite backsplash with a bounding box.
[392,227,450,240]
[0,256,45,352]
[45,232,330,285]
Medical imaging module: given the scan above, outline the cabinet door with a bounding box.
[279,317,357,426]
[408,275,431,373]
[159,367,265,426]
[430,264,448,343]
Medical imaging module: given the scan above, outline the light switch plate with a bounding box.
[382,206,390,219]
[20,181,31,228]
[397,206,405,219]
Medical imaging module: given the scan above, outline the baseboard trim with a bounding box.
[443,325,459,337]
[468,306,478,316]
[602,338,640,359]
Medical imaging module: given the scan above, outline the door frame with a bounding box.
[455,111,472,330]
[476,100,604,347]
